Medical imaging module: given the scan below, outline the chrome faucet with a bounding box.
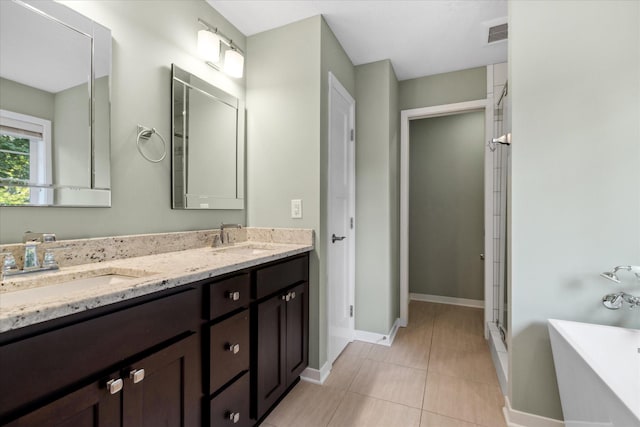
[220,223,242,245]
[600,265,640,283]
[602,292,640,310]
[1,232,59,280]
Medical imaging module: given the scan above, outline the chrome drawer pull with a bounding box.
[106,378,123,395]
[129,368,145,384]
[227,411,240,424]
[226,343,240,354]
[226,291,240,301]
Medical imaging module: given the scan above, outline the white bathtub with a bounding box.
[548,319,640,427]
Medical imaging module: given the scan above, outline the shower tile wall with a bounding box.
[492,63,508,341]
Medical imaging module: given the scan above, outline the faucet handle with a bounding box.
[0,252,18,273]
[42,249,58,268]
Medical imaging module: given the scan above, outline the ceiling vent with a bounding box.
[488,23,508,43]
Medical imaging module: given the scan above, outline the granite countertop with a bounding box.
[0,236,312,333]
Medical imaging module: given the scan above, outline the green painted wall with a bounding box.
[354,60,399,335]
[246,16,355,370]
[509,0,640,420]
[399,67,486,110]
[0,1,245,243]
[408,111,485,300]
[388,63,400,328]
[320,18,356,367]
[0,78,54,121]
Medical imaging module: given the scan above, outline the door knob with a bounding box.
[332,234,346,243]
[480,253,485,260]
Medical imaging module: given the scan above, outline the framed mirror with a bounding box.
[0,0,111,207]
[171,64,244,210]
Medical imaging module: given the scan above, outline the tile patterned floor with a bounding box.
[261,301,507,427]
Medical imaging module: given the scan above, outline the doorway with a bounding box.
[327,72,356,366]
[408,111,486,304]
[399,99,492,328]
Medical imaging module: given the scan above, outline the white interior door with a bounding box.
[327,72,355,366]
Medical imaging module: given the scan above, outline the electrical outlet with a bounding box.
[291,199,302,219]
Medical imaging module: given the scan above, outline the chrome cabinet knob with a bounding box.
[106,378,123,395]
[290,291,296,300]
[129,368,145,384]
[226,343,240,354]
[226,411,240,424]
[226,291,240,301]
[281,293,291,302]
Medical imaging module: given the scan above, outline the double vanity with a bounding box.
[0,228,313,426]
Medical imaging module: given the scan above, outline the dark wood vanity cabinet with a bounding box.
[5,334,200,427]
[253,257,309,420]
[0,287,202,427]
[0,252,310,427]
[203,273,252,427]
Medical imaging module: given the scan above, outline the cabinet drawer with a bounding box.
[254,255,308,299]
[0,287,199,420]
[210,372,251,427]
[209,309,250,393]
[206,273,250,320]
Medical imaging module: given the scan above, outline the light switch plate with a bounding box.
[291,199,302,219]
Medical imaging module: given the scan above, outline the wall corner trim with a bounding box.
[410,293,484,308]
[503,396,565,427]
[354,318,401,347]
[300,361,332,385]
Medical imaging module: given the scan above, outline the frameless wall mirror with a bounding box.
[171,64,244,210]
[0,0,112,207]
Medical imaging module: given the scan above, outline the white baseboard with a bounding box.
[410,292,484,308]
[354,317,401,347]
[503,396,565,427]
[300,361,331,385]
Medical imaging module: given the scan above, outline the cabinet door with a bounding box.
[4,376,121,427]
[285,282,309,386]
[122,334,201,427]
[254,295,286,419]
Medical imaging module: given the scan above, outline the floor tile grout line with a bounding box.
[346,389,425,411]
[322,388,347,427]
[422,312,436,411]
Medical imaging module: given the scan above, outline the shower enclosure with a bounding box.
[492,80,510,345]
[486,64,510,395]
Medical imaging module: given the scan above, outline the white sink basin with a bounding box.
[214,244,278,256]
[0,270,151,308]
[548,319,640,427]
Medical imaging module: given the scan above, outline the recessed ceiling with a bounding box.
[207,0,507,81]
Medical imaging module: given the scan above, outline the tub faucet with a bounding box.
[220,223,242,244]
[600,265,640,284]
[602,292,640,310]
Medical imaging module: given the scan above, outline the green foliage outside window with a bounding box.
[0,134,31,204]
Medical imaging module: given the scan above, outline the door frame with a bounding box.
[399,98,493,334]
[326,71,356,365]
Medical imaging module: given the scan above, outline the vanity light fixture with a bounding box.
[224,49,244,78]
[197,29,221,63]
[197,18,244,79]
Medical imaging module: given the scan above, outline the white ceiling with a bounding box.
[207,0,507,81]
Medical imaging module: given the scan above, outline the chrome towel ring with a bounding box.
[136,125,167,163]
